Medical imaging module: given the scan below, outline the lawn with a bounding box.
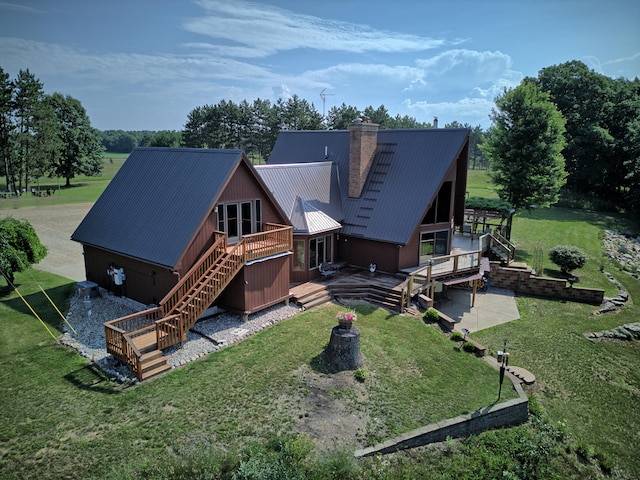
[0,153,127,208]
[1,165,639,478]
[0,273,513,479]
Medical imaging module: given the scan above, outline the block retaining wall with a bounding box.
[354,372,528,458]
[489,263,604,305]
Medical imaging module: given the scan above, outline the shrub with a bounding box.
[548,245,586,274]
[462,341,476,353]
[451,331,464,342]
[423,308,439,323]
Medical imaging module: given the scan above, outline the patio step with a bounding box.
[139,350,171,381]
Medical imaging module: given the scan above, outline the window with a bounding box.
[419,230,448,264]
[216,200,262,242]
[309,234,332,269]
[293,240,305,271]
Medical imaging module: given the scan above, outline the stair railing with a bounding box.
[490,231,516,264]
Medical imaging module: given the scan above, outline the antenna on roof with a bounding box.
[319,88,335,118]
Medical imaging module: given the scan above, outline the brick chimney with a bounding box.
[349,120,379,198]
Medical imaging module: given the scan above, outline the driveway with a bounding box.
[0,203,92,282]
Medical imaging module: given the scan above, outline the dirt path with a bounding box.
[0,203,92,282]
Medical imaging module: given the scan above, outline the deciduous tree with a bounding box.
[482,81,567,211]
[0,217,47,287]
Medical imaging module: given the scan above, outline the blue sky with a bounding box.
[1,0,638,131]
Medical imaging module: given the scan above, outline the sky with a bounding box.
[1,0,638,131]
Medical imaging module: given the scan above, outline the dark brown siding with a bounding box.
[218,254,291,314]
[337,236,399,273]
[218,161,287,227]
[83,245,177,305]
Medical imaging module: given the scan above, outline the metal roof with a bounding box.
[71,147,245,268]
[255,161,343,234]
[268,128,469,245]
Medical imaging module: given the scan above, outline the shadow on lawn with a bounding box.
[1,282,75,334]
[63,364,121,395]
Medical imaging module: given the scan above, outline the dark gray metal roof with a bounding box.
[72,147,245,268]
[268,128,469,245]
[255,162,343,234]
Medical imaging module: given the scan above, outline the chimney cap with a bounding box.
[353,117,363,125]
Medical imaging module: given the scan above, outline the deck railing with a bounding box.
[403,234,493,307]
[103,224,292,379]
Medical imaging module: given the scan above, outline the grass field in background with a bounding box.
[0,153,127,208]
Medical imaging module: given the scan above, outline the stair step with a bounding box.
[140,350,163,362]
[140,363,172,381]
[300,294,332,310]
[141,355,168,373]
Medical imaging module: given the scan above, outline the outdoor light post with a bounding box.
[498,339,508,400]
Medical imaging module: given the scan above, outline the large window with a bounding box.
[309,235,332,269]
[419,230,448,264]
[217,200,262,243]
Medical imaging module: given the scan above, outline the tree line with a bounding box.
[0,67,104,194]
[483,60,640,213]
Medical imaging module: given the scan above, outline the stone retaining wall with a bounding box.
[490,263,604,305]
[354,371,528,458]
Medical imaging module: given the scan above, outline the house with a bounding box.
[71,147,292,314]
[71,124,470,380]
[264,121,470,280]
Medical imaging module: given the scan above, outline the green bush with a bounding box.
[462,341,476,353]
[423,308,439,323]
[451,331,464,342]
[548,245,587,274]
[465,197,514,217]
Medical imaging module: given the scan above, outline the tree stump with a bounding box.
[323,326,363,372]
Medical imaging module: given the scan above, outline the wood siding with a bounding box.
[218,254,291,314]
[336,236,399,273]
[217,161,286,227]
[83,245,177,305]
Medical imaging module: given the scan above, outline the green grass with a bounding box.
[2,164,640,477]
[0,153,127,208]
[466,168,499,199]
[0,280,512,479]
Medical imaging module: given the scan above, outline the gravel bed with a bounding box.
[59,288,301,383]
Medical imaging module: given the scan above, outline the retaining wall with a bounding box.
[489,263,604,305]
[355,370,528,458]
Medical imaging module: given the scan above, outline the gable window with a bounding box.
[217,200,262,243]
[419,230,448,264]
[309,234,332,269]
[422,181,453,225]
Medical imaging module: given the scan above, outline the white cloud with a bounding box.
[185,0,447,58]
[404,97,496,128]
[413,49,522,93]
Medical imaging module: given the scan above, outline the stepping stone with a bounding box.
[506,365,536,385]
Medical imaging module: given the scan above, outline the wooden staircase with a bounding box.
[291,274,405,313]
[489,231,515,264]
[104,224,292,381]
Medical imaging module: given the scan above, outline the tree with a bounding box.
[12,69,45,194]
[0,67,14,192]
[47,93,103,186]
[481,81,567,211]
[535,61,640,210]
[0,217,47,287]
[326,103,361,130]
